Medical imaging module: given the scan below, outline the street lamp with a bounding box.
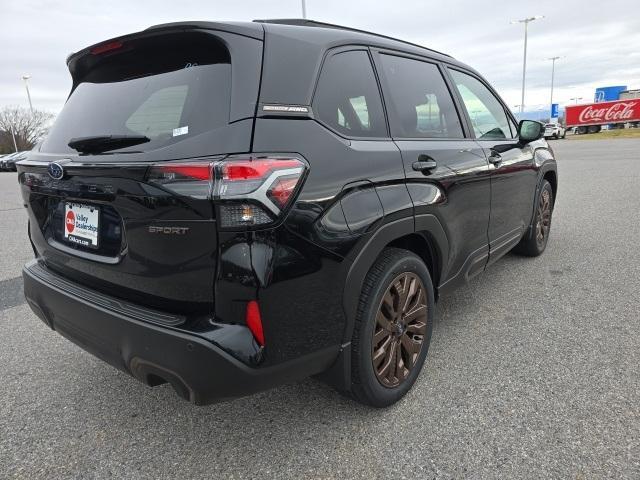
[511,15,544,114]
[10,126,19,152]
[547,56,563,116]
[569,97,583,105]
[22,74,33,113]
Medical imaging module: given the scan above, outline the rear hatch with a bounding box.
[18,25,264,314]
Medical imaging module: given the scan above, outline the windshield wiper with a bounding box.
[68,135,150,154]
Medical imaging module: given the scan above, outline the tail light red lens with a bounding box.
[146,155,307,228]
[146,162,214,199]
[154,164,211,181]
[213,157,305,203]
[267,176,300,209]
[221,159,302,181]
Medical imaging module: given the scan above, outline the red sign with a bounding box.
[565,99,640,127]
[66,210,75,233]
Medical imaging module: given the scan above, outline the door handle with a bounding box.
[412,155,437,172]
[488,151,502,164]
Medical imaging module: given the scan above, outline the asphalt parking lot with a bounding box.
[1,139,639,479]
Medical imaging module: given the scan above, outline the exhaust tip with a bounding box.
[129,357,194,402]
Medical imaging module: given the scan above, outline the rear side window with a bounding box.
[449,69,515,140]
[41,32,232,154]
[313,50,387,138]
[378,54,463,139]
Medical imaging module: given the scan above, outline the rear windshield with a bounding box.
[41,32,231,155]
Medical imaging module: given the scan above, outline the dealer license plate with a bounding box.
[64,203,100,249]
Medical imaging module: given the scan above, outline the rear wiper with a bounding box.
[68,135,150,154]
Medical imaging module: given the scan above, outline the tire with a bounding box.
[513,180,554,257]
[350,248,435,407]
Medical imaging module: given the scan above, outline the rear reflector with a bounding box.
[245,300,264,346]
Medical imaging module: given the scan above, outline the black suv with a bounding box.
[19,19,557,407]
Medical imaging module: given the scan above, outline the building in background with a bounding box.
[620,89,640,100]
[594,86,628,103]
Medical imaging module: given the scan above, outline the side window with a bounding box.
[449,69,515,140]
[313,50,386,137]
[378,54,463,138]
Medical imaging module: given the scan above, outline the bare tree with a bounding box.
[0,106,54,153]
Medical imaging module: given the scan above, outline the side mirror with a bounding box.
[518,120,544,143]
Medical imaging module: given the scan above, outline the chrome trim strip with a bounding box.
[18,159,154,168]
[47,238,122,265]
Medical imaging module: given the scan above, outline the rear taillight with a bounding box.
[146,162,214,199]
[146,155,307,228]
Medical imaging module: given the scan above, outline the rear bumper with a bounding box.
[22,260,337,404]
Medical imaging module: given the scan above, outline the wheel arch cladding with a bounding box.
[387,233,440,294]
[342,215,447,344]
[543,170,557,204]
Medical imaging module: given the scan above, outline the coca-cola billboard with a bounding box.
[565,99,640,126]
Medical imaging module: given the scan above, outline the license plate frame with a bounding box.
[64,202,100,249]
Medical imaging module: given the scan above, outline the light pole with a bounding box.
[511,16,544,114]
[10,126,18,152]
[22,75,33,113]
[301,0,307,19]
[547,56,562,114]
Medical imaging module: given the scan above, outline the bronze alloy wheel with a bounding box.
[536,189,552,247]
[372,272,428,388]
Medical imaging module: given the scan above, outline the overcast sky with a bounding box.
[2,0,639,115]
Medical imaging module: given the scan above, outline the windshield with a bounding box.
[41,33,231,155]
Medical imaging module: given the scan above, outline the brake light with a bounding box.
[90,40,123,55]
[153,164,211,181]
[146,155,307,228]
[146,162,214,199]
[222,159,303,181]
[267,176,299,209]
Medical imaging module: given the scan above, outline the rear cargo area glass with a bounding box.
[41,32,231,155]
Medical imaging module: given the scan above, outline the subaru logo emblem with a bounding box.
[48,162,64,180]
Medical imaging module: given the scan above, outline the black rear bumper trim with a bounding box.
[27,260,184,327]
[22,260,338,404]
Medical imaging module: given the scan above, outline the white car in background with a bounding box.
[544,123,566,139]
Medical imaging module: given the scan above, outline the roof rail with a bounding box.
[253,18,452,58]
